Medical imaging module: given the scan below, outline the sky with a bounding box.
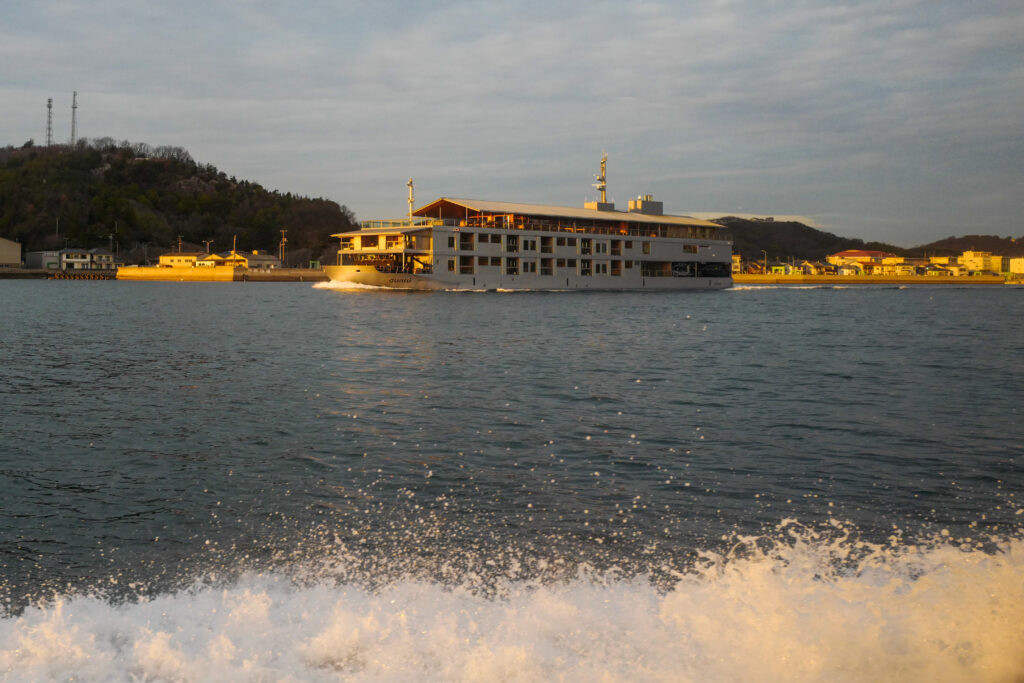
[3,1,1023,246]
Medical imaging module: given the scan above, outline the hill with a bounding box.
[911,235,1024,257]
[0,139,357,265]
[713,216,908,262]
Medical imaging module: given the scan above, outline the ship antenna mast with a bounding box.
[592,154,607,203]
[70,91,78,146]
[407,178,415,223]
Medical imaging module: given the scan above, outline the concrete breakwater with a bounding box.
[116,266,328,282]
[733,274,1008,285]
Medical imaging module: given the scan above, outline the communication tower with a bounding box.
[592,154,608,203]
[70,91,78,146]
[46,99,53,146]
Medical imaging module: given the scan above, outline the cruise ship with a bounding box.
[324,159,732,291]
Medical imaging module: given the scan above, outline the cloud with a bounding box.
[2,0,1022,245]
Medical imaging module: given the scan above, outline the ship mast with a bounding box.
[407,178,415,223]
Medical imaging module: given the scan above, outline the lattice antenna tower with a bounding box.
[46,98,53,146]
[70,91,78,146]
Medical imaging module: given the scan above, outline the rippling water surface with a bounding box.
[1,281,1022,681]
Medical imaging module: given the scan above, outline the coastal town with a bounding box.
[1,233,1022,284]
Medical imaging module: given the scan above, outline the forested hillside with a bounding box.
[0,140,357,265]
[715,216,908,262]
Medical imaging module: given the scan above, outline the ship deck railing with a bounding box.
[359,216,727,241]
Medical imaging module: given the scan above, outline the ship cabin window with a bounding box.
[594,241,608,255]
[580,259,592,276]
[490,257,501,266]
[522,238,537,251]
[595,262,608,275]
[580,238,592,255]
[523,260,537,274]
[506,235,519,253]
[541,236,553,253]
[385,235,402,250]
[340,237,354,250]
[505,257,519,275]
[448,236,456,249]
[478,256,489,266]
[556,237,566,247]
[567,238,577,247]
[683,244,698,254]
[459,233,475,251]
[361,235,379,248]
[625,240,633,249]
[642,241,651,255]
[447,259,456,272]
[541,258,553,275]
[625,260,633,269]
[460,255,475,274]
[611,261,622,276]
[611,240,622,256]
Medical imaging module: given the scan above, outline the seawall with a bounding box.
[733,274,1008,285]
[116,267,328,282]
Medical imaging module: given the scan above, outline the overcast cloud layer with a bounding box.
[3,0,1022,245]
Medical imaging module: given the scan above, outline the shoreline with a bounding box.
[732,274,1011,285]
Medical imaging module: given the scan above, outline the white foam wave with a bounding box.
[3,536,1022,682]
[313,281,388,291]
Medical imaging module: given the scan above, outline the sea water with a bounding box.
[1,281,1021,681]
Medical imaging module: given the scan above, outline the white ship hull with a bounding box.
[323,263,731,291]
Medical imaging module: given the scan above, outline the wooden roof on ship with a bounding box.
[413,198,721,228]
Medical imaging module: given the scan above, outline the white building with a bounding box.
[0,236,20,266]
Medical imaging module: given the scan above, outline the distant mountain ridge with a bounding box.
[714,216,1024,261]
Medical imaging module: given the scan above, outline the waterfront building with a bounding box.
[158,252,208,267]
[0,236,20,266]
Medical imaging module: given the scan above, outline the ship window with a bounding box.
[611,240,622,256]
[459,233,475,250]
[492,257,502,266]
[642,241,651,254]
[361,235,379,248]
[541,237,553,253]
[580,259,592,276]
[683,244,698,254]
[580,239,592,255]
[341,238,354,250]
[523,239,537,251]
[385,235,402,249]
[594,241,608,255]
[460,255,475,274]
[505,257,519,275]
[567,258,576,267]
[556,258,565,267]
[448,236,456,249]
[611,260,622,276]
[556,237,566,247]
[447,259,455,272]
[478,256,489,266]
[567,238,577,246]
[625,260,633,268]
[523,260,537,273]
[541,258,553,275]
[506,235,519,253]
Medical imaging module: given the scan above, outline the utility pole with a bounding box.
[279,230,288,264]
[177,235,183,253]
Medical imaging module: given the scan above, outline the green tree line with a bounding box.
[0,139,357,265]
